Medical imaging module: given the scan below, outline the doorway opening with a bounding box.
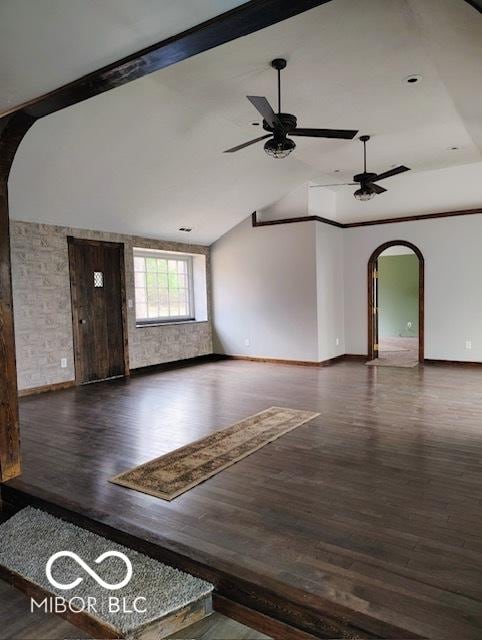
[367,240,424,366]
[68,237,129,384]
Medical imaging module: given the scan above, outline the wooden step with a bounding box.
[0,507,213,639]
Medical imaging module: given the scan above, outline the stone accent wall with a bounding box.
[11,221,212,391]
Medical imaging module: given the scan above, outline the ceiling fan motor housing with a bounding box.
[353,172,377,183]
[262,112,297,133]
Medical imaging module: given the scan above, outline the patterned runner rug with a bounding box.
[111,407,319,500]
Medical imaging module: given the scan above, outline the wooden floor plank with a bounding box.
[3,360,482,638]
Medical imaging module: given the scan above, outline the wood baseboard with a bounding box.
[424,358,482,367]
[319,354,345,366]
[18,380,76,397]
[223,355,322,367]
[130,353,224,376]
[342,354,369,361]
[221,354,367,366]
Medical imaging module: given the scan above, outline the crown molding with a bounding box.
[251,208,482,230]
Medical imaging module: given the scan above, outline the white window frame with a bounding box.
[133,249,195,325]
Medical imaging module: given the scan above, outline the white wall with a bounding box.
[316,224,345,360]
[309,186,337,220]
[211,215,347,363]
[344,215,482,361]
[259,183,309,222]
[212,217,320,362]
[213,211,482,365]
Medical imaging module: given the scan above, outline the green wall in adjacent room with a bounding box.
[378,253,419,337]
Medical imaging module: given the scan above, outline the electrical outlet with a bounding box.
[335,338,340,346]
[244,338,250,347]
[128,299,134,309]
[465,340,472,350]
[407,321,412,329]
[60,358,67,368]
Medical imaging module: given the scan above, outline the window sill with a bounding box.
[135,319,208,329]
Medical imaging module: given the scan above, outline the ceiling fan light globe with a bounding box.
[354,186,375,201]
[264,137,296,159]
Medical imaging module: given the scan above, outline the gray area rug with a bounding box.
[0,508,213,636]
[111,406,320,500]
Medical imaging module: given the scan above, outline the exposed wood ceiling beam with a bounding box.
[0,0,335,120]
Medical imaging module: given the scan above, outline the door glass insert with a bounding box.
[93,272,104,288]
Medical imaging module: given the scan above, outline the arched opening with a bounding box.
[367,240,424,364]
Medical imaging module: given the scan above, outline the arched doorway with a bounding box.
[368,240,424,363]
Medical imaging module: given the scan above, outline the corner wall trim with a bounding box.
[251,208,482,230]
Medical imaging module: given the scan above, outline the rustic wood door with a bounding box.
[68,237,128,384]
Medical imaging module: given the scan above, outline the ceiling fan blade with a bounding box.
[223,134,271,153]
[372,165,410,182]
[290,127,358,140]
[247,96,280,129]
[366,182,387,194]
[310,183,357,187]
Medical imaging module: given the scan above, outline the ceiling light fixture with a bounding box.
[354,186,375,201]
[178,227,192,232]
[264,136,296,159]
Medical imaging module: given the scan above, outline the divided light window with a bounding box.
[134,249,194,324]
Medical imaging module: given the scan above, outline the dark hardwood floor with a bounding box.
[0,579,268,640]
[3,360,482,639]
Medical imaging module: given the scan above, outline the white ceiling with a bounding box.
[7,0,482,243]
[0,0,246,113]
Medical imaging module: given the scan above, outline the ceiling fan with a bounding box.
[224,58,358,159]
[311,135,411,200]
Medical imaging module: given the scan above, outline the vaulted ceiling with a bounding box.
[0,0,246,113]
[5,0,482,244]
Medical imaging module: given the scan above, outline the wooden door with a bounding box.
[68,237,128,384]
